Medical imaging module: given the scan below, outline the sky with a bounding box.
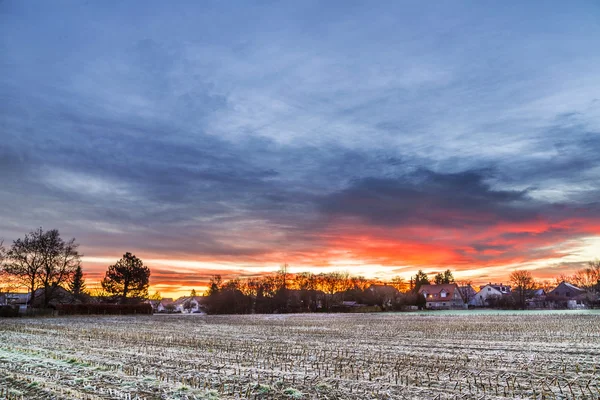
[1,1,600,298]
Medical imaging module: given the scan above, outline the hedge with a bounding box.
[56,303,153,315]
[0,305,19,318]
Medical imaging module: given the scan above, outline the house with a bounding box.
[547,282,586,309]
[155,298,174,312]
[153,296,206,313]
[471,283,511,307]
[31,286,95,308]
[418,284,466,309]
[172,296,205,313]
[526,288,547,309]
[146,299,161,312]
[2,292,30,313]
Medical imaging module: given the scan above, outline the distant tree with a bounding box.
[510,270,535,310]
[413,270,430,291]
[390,276,407,292]
[101,252,150,304]
[295,272,319,312]
[350,275,370,291]
[572,260,600,292]
[149,291,162,301]
[206,275,222,296]
[2,228,81,307]
[434,269,455,285]
[69,265,86,298]
[456,280,475,304]
[190,288,197,297]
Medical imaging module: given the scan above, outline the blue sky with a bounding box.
[1,1,599,295]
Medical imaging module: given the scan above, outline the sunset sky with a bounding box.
[1,1,600,298]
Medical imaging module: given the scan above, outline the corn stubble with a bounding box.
[0,312,599,399]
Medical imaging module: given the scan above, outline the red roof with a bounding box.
[418,284,463,301]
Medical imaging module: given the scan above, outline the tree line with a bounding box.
[203,264,600,314]
[0,228,150,308]
[2,228,598,313]
[202,266,460,314]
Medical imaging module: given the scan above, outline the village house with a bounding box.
[148,296,206,313]
[32,286,95,308]
[1,292,30,313]
[150,298,174,312]
[546,282,586,309]
[172,296,205,313]
[418,284,466,309]
[471,283,511,307]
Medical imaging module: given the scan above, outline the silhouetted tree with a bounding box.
[296,272,319,312]
[510,270,535,310]
[101,252,150,304]
[572,260,600,293]
[390,276,408,292]
[206,275,222,296]
[2,228,81,307]
[149,291,162,301]
[69,265,86,299]
[434,269,455,285]
[190,288,197,297]
[413,270,430,291]
[456,280,475,305]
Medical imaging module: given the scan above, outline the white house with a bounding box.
[172,296,205,313]
[472,283,511,307]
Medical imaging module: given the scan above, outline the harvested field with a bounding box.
[1,311,599,399]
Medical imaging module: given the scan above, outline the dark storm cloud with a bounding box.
[319,169,537,227]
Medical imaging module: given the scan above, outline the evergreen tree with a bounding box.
[69,265,86,297]
[413,270,430,291]
[434,269,455,285]
[101,252,150,303]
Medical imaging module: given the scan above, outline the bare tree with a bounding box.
[2,228,80,307]
[456,280,475,304]
[510,270,535,310]
[2,231,43,305]
[38,230,82,307]
[572,260,600,292]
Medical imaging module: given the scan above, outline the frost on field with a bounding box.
[1,312,599,399]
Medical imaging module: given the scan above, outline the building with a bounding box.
[32,286,95,308]
[547,282,586,309]
[1,292,30,313]
[418,284,466,309]
[172,296,205,313]
[471,283,511,307]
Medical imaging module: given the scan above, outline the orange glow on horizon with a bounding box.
[71,215,600,299]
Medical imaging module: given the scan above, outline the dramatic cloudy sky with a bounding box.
[1,1,599,296]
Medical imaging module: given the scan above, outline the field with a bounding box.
[1,311,599,400]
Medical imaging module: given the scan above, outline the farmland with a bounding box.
[1,311,599,399]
